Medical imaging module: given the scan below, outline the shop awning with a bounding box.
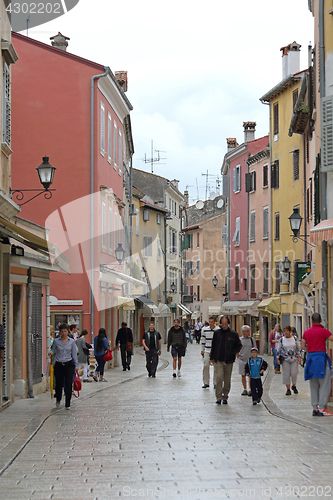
[117,296,135,310]
[134,295,159,316]
[238,300,260,317]
[150,303,172,318]
[0,216,70,274]
[310,218,333,243]
[220,301,243,315]
[177,303,192,316]
[208,306,222,315]
[257,297,281,316]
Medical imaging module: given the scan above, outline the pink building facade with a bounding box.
[11,32,134,345]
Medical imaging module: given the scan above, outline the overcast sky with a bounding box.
[21,0,314,204]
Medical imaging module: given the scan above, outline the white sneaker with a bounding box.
[65,406,70,410]
[177,371,181,377]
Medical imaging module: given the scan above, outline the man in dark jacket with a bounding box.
[115,322,133,371]
[167,319,186,378]
[210,316,242,405]
[142,321,162,378]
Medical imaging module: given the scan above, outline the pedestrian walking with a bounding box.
[115,322,134,371]
[184,321,190,346]
[301,312,333,416]
[277,325,300,396]
[167,318,186,378]
[210,316,242,405]
[94,328,110,382]
[245,347,267,405]
[49,323,78,410]
[269,324,282,373]
[76,329,92,382]
[237,324,256,396]
[201,317,218,388]
[194,320,202,344]
[142,321,162,378]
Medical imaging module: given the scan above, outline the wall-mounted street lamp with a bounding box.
[170,282,176,293]
[115,243,125,265]
[212,276,228,298]
[11,157,56,206]
[193,292,197,301]
[288,209,315,247]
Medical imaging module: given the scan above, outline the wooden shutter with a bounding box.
[233,168,237,192]
[263,207,269,238]
[273,102,279,135]
[263,164,268,187]
[293,150,299,180]
[222,225,228,247]
[245,173,251,192]
[314,154,320,225]
[271,162,276,189]
[275,160,279,188]
[31,284,43,384]
[250,211,255,241]
[321,95,333,172]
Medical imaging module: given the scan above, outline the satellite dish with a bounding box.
[209,191,217,200]
[196,200,204,210]
[216,199,224,209]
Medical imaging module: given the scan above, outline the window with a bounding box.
[135,208,139,236]
[186,261,193,276]
[157,280,162,300]
[235,265,240,292]
[172,200,174,214]
[172,231,177,254]
[233,217,240,246]
[233,165,241,192]
[183,233,193,250]
[263,164,268,188]
[118,130,122,175]
[293,150,299,180]
[273,102,279,135]
[271,160,279,189]
[275,262,281,294]
[143,209,150,221]
[143,236,153,257]
[197,260,200,276]
[190,285,194,296]
[157,213,161,224]
[250,265,256,296]
[245,171,256,192]
[222,225,228,247]
[197,232,200,247]
[169,197,171,210]
[263,206,269,239]
[100,102,105,155]
[114,210,118,249]
[274,213,280,241]
[293,89,299,111]
[197,284,200,302]
[157,238,162,260]
[113,121,117,169]
[108,204,112,249]
[107,113,112,163]
[263,262,269,294]
[250,210,256,242]
[101,201,106,247]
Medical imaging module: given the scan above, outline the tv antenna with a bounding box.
[143,140,166,173]
[202,170,222,200]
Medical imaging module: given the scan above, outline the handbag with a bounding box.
[278,355,284,364]
[73,370,82,398]
[103,349,113,361]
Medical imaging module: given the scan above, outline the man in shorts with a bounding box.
[167,319,186,377]
[237,325,257,396]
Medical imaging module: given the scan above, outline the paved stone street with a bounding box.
[1,344,333,500]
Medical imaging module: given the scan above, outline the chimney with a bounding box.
[184,190,189,207]
[50,32,70,51]
[115,71,128,92]
[226,138,238,152]
[170,179,180,190]
[243,122,256,142]
[280,41,301,78]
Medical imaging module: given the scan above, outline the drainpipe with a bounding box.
[90,66,110,341]
[27,268,34,398]
[319,0,328,326]
[129,156,133,257]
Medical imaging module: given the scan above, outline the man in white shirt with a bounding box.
[195,320,203,344]
[201,317,218,388]
[237,324,257,396]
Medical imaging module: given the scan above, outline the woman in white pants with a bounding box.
[76,330,92,382]
[277,325,301,395]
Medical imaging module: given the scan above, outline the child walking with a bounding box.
[245,347,268,405]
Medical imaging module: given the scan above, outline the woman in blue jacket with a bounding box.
[94,328,110,382]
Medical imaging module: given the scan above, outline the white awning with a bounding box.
[177,303,192,316]
[208,306,221,315]
[238,300,260,316]
[134,295,159,316]
[220,301,244,315]
[117,296,136,310]
[150,303,172,318]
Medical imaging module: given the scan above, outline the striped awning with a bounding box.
[310,219,333,243]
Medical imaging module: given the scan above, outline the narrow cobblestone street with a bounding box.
[1,344,333,500]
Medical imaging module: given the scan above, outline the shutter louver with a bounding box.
[245,173,251,192]
[321,95,333,172]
